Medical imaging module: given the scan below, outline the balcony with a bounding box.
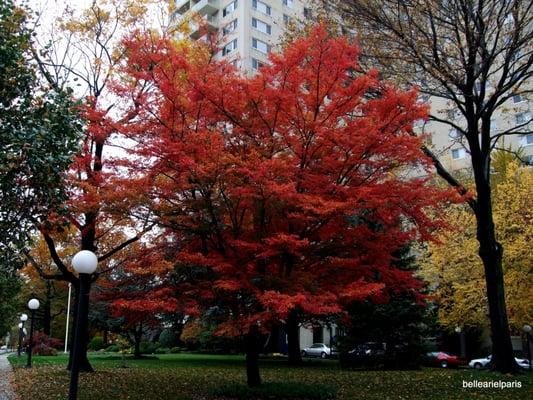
[191,0,219,15]
[174,0,191,16]
[189,14,218,39]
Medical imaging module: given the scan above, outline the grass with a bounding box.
[8,352,533,400]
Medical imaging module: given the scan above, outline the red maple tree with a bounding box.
[113,25,457,386]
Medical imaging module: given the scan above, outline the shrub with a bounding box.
[139,341,159,354]
[210,383,336,399]
[26,331,64,353]
[88,336,105,351]
[32,343,58,356]
[170,347,182,354]
[155,347,170,354]
[158,329,178,348]
[105,344,120,352]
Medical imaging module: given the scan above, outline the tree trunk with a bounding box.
[133,323,142,359]
[103,329,108,346]
[41,281,53,336]
[42,298,51,336]
[287,311,302,365]
[244,326,261,387]
[67,285,94,372]
[471,149,518,374]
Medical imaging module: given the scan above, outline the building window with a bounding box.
[252,58,265,70]
[222,39,237,56]
[447,109,456,120]
[252,0,271,15]
[283,14,291,25]
[448,129,460,139]
[512,94,524,103]
[451,148,466,160]
[475,81,492,92]
[515,111,532,125]
[511,49,523,62]
[223,0,238,17]
[252,17,271,34]
[252,37,269,54]
[223,19,238,36]
[523,133,533,146]
[283,0,294,7]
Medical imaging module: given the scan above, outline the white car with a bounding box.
[468,355,530,369]
[301,343,331,359]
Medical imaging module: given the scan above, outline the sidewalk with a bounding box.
[0,353,16,400]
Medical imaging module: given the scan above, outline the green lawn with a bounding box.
[8,353,533,400]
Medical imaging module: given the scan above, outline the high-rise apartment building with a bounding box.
[422,95,533,173]
[173,0,311,72]
[173,1,532,172]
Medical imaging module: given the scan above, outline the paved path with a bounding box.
[0,353,16,400]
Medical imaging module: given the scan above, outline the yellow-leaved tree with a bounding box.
[420,160,532,332]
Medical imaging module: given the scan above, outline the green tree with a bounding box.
[0,0,81,255]
[0,0,80,335]
[0,252,21,338]
[340,246,435,369]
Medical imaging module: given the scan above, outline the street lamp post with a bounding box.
[455,326,466,359]
[64,282,72,353]
[26,299,40,368]
[18,314,28,356]
[68,250,98,400]
[523,325,532,372]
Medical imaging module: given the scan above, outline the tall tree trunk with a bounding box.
[67,285,94,372]
[133,323,142,359]
[287,311,302,365]
[42,300,51,336]
[471,146,518,373]
[42,281,53,336]
[244,326,261,387]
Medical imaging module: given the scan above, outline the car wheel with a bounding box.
[474,363,482,369]
[321,352,327,359]
[301,351,307,357]
[440,360,448,368]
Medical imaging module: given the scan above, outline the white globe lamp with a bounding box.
[72,250,98,274]
[28,299,40,310]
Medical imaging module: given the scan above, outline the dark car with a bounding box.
[424,351,466,368]
[349,342,386,357]
[340,342,387,368]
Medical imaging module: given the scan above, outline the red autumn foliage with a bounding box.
[26,331,64,355]
[111,25,457,340]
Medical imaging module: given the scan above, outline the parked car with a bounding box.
[468,355,531,370]
[301,343,331,359]
[424,351,466,368]
[340,342,387,368]
[345,342,386,359]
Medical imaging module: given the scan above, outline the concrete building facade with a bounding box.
[422,95,533,173]
[173,0,311,72]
